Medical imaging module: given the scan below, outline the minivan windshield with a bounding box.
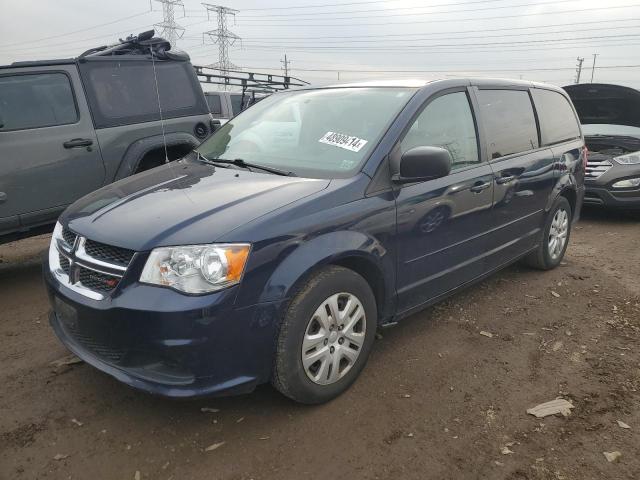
[196,87,415,179]
[581,124,640,138]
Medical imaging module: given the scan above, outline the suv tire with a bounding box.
[272,266,377,404]
[523,196,572,270]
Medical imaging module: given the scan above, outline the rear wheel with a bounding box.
[523,196,572,270]
[272,266,377,404]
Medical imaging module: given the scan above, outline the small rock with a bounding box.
[603,451,622,463]
[401,394,411,398]
[406,433,414,438]
[617,420,631,429]
[200,407,220,413]
[259,436,270,440]
[565,330,573,336]
[494,461,505,467]
[70,418,83,427]
[236,417,244,423]
[552,341,563,352]
[134,471,141,480]
[550,291,560,298]
[205,441,226,452]
[480,331,494,338]
[53,454,69,461]
[375,332,383,340]
[501,446,514,455]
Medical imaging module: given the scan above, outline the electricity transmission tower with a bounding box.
[153,0,185,46]
[281,54,292,77]
[575,57,584,84]
[202,4,240,77]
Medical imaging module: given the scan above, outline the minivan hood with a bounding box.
[62,158,329,251]
[563,83,640,128]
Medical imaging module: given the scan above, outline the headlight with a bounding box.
[140,244,250,294]
[613,152,640,165]
[612,178,640,189]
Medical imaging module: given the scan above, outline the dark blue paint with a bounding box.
[45,78,585,398]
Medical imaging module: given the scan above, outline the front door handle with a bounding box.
[495,175,516,184]
[470,181,491,193]
[0,192,6,204]
[63,138,93,149]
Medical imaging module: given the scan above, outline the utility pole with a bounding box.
[280,54,291,77]
[202,3,240,82]
[153,0,185,46]
[590,53,599,83]
[575,57,584,84]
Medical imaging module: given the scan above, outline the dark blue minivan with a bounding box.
[45,78,585,404]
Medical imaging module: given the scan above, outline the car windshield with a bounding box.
[582,124,640,138]
[196,87,416,179]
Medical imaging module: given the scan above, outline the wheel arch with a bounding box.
[114,132,200,180]
[256,231,395,324]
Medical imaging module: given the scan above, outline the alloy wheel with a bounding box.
[548,208,569,260]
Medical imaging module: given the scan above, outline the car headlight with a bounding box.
[613,152,640,165]
[140,244,250,294]
[612,178,640,189]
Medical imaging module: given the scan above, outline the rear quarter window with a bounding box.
[531,89,581,145]
[476,89,539,160]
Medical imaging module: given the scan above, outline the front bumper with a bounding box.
[583,184,640,209]
[44,260,286,398]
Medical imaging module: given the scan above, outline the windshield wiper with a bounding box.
[196,152,296,177]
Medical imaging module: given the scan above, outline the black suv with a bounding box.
[0,31,212,243]
[564,83,640,209]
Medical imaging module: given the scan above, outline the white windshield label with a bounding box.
[319,131,368,152]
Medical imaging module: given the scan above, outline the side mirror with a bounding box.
[392,146,452,183]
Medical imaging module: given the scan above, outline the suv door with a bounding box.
[394,89,495,312]
[472,87,556,268]
[0,65,104,233]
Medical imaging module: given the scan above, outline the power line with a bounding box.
[234,18,640,41]
[233,64,640,74]
[0,10,152,48]
[235,33,640,50]
[219,4,640,27]
[227,0,507,12]
[235,0,582,19]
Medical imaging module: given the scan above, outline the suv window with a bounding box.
[476,89,539,160]
[0,72,77,131]
[81,60,205,128]
[531,89,580,145]
[206,94,223,115]
[401,91,479,170]
[230,94,243,116]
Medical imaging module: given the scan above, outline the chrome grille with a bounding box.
[61,228,77,249]
[50,223,134,300]
[79,268,120,293]
[59,253,71,275]
[84,239,135,267]
[585,159,613,179]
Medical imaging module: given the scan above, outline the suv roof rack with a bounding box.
[194,66,309,96]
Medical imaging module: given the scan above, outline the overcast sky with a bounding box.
[1,0,639,88]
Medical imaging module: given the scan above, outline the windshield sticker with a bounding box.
[319,132,368,153]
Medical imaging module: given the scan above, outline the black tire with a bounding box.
[522,196,572,270]
[272,266,377,404]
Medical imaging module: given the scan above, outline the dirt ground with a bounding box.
[1,208,639,480]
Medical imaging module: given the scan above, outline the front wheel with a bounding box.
[523,196,572,270]
[272,266,377,404]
